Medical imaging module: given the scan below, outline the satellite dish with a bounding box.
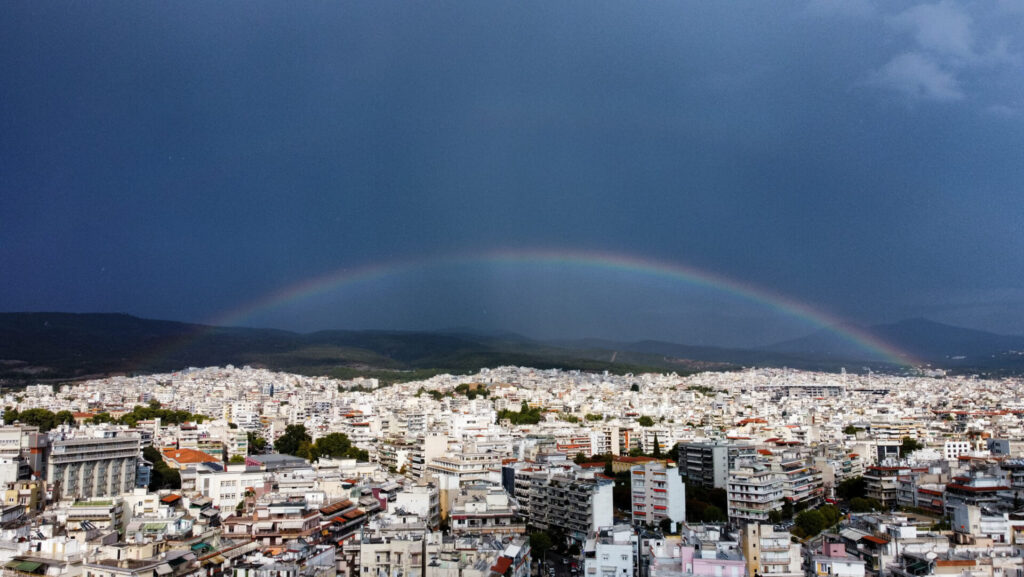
[926,552,937,560]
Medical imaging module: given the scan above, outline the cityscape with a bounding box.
[0,363,1022,577]
[4,2,1024,577]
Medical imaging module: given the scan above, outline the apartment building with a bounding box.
[740,524,801,577]
[677,441,753,490]
[726,461,782,525]
[583,526,635,577]
[629,462,685,528]
[506,463,613,543]
[772,452,823,509]
[863,465,925,508]
[425,451,503,518]
[47,431,139,500]
[450,484,525,536]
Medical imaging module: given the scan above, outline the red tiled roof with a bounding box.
[162,448,220,464]
[491,557,513,575]
[860,535,889,545]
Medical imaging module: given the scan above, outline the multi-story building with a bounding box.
[392,483,441,529]
[450,484,525,535]
[740,524,801,577]
[222,497,322,546]
[808,542,866,577]
[945,472,1011,514]
[583,526,635,577]
[506,463,613,543]
[772,452,823,509]
[47,431,139,500]
[863,465,925,508]
[726,461,782,525]
[677,441,753,490]
[629,462,685,528]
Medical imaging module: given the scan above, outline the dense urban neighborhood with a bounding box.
[1,365,1022,577]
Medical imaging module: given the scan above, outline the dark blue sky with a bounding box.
[3,1,1023,346]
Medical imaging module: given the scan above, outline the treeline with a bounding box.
[496,402,543,425]
[143,445,181,491]
[274,425,368,462]
[2,407,76,432]
[2,402,206,432]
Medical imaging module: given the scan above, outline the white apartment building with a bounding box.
[583,526,635,577]
[727,461,782,525]
[944,440,972,461]
[183,464,272,509]
[47,431,139,500]
[629,462,685,528]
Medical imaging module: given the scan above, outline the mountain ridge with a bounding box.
[2,312,1022,383]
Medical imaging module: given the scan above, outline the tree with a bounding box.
[13,408,57,431]
[652,433,662,458]
[229,455,246,464]
[90,411,114,424]
[247,432,268,455]
[529,531,553,558]
[836,476,867,500]
[901,436,924,455]
[143,445,181,490]
[850,497,883,512]
[274,424,311,456]
[315,432,353,458]
[795,509,826,537]
[843,425,861,435]
[637,416,654,427]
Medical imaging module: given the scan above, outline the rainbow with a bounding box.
[186,248,918,368]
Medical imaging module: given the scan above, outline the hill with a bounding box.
[3,313,1022,384]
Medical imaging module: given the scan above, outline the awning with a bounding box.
[17,562,43,573]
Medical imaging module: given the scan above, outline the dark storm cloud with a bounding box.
[2,1,1023,344]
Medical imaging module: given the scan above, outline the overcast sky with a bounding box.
[3,1,1023,347]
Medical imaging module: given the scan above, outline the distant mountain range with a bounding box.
[1,312,1023,384]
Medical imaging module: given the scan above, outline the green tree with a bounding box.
[315,432,353,458]
[15,408,57,431]
[901,436,924,455]
[849,497,883,512]
[836,476,867,500]
[529,531,553,558]
[652,433,662,458]
[843,425,861,435]
[585,414,603,421]
[637,416,654,427]
[247,432,268,455]
[90,411,115,424]
[55,410,76,427]
[2,408,18,424]
[143,445,181,490]
[703,505,726,522]
[229,455,246,464]
[795,509,826,537]
[274,424,311,456]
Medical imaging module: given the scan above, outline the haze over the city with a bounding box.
[3,1,1023,347]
